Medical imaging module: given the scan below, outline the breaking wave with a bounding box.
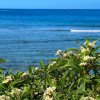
[70,30,100,32]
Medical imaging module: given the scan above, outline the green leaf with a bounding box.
[28,66,34,74]
[96,96,100,100]
[40,60,45,69]
[78,82,85,92]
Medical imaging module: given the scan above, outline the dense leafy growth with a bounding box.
[0,39,100,100]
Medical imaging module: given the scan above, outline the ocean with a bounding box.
[0,9,100,72]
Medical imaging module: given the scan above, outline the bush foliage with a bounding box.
[0,39,100,100]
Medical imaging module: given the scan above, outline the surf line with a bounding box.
[70,30,100,32]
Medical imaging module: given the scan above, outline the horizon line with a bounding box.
[0,8,100,10]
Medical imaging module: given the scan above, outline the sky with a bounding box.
[0,0,100,9]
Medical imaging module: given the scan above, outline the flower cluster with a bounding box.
[10,88,22,96]
[80,40,97,67]
[63,51,73,58]
[48,61,56,68]
[83,56,96,61]
[80,96,96,100]
[55,50,62,56]
[2,76,12,84]
[81,40,96,54]
[88,42,95,48]
[35,67,39,71]
[20,72,28,78]
[43,86,56,100]
[56,49,73,58]
[0,95,10,100]
[81,47,90,53]
[85,39,95,47]
[80,55,96,67]
[79,62,87,66]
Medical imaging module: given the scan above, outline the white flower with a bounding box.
[55,50,62,56]
[0,95,10,100]
[2,76,12,84]
[35,67,39,71]
[83,56,96,61]
[34,92,38,95]
[80,62,87,66]
[48,61,56,69]
[52,86,56,90]
[83,56,90,61]
[2,79,10,84]
[88,42,95,48]
[50,61,56,66]
[20,72,28,78]
[44,96,53,100]
[43,86,56,100]
[11,88,22,96]
[63,51,73,58]
[63,53,68,58]
[81,47,90,53]
[80,96,96,100]
[6,76,12,79]
[67,51,73,55]
[45,87,55,95]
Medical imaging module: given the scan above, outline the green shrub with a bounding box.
[0,39,100,100]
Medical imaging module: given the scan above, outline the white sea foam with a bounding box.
[70,30,100,32]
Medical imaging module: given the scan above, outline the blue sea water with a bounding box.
[0,9,100,72]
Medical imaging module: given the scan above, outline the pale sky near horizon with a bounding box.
[0,0,99,9]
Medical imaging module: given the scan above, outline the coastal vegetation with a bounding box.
[0,39,100,100]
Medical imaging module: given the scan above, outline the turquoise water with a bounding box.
[0,9,100,72]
